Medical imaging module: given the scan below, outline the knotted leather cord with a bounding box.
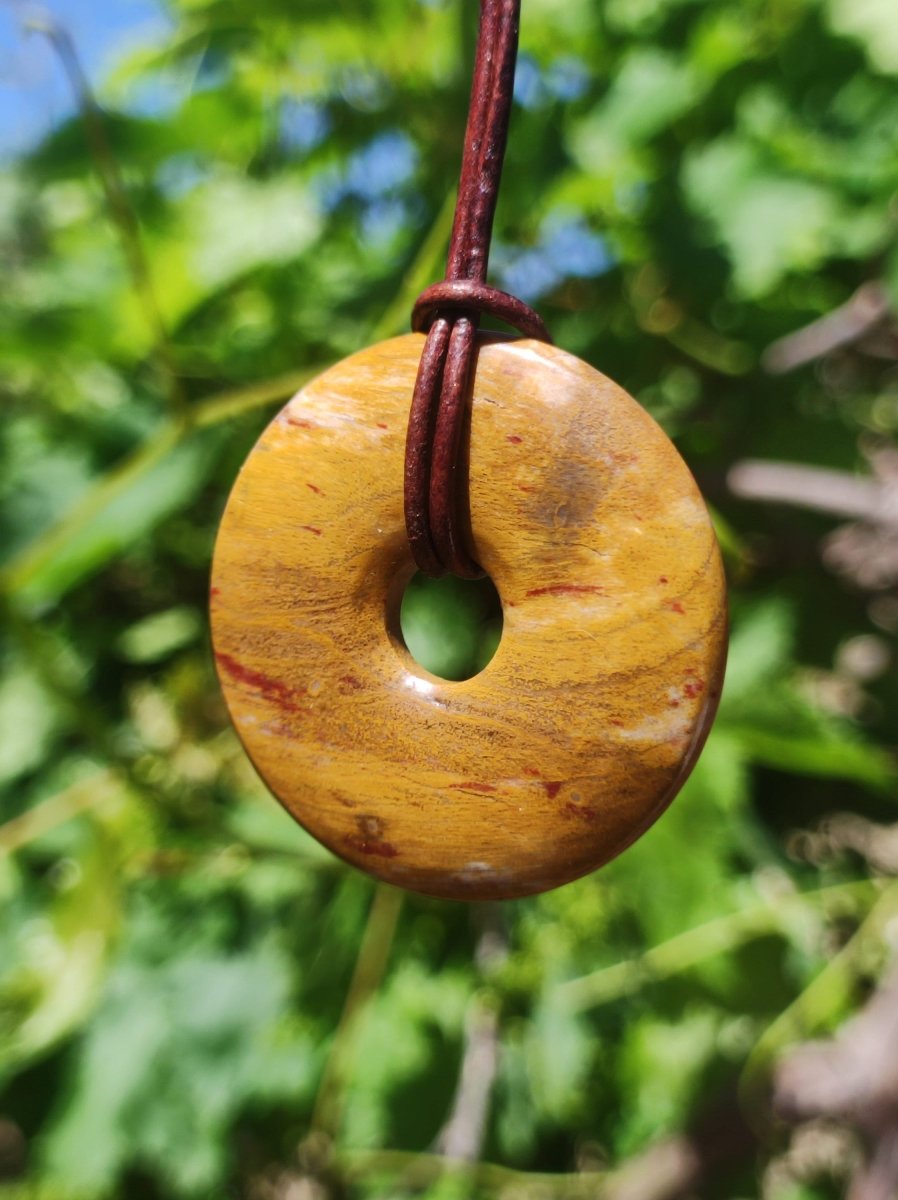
[404,0,551,579]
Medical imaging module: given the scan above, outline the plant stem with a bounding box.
[0,770,115,854]
[337,1146,607,1195]
[371,187,457,342]
[1,423,181,598]
[310,883,404,1140]
[192,366,328,428]
[739,879,898,1119]
[1,365,327,599]
[556,879,879,1013]
[28,14,186,415]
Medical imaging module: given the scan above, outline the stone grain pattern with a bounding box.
[211,334,727,900]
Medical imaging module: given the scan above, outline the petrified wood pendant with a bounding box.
[211,335,727,901]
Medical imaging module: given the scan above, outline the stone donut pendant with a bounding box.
[211,334,727,901]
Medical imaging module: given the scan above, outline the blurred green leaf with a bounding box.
[730,726,896,792]
[684,140,848,296]
[0,798,124,1080]
[525,989,593,1123]
[42,932,317,1196]
[114,174,322,359]
[400,574,503,681]
[721,599,793,704]
[8,430,221,611]
[341,963,470,1149]
[116,607,202,664]
[615,1009,720,1155]
[0,659,62,787]
[827,0,898,73]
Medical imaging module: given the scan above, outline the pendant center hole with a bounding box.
[399,572,503,681]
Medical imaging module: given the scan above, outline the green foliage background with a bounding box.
[2,0,898,1195]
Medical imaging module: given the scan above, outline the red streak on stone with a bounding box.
[526,584,604,599]
[523,766,541,777]
[565,802,599,822]
[669,699,680,707]
[683,679,704,698]
[215,653,307,713]
[659,575,669,584]
[306,483,324,495]
[507,434,523,444]
[518,484,537,493]
[665,599,686,614]
[286,416,315,428]
[544,781,562,799]
[340,674,363,690]
[209,586,221,598]
[450,781,497,794]
[301,525,322,536]
[344,835,399,858]
[610,718,624,727]
[376,422,388,430]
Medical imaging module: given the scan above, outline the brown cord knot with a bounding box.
[403,0,551,580]
[412,281,551,342]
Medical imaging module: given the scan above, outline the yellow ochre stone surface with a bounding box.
[211,334,727,900]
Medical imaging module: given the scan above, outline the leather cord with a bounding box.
[404,0,551,579]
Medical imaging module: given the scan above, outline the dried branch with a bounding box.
[775,964,898,1128]
[792,814,898,876]
[729,443,898,590]
[434,906,507,1164]
[436,999,499,1164]
[728,460,883,523]
[763,282,893,374]
[775,962,898,1200]
[603,1092,753,1200]
[850,1133,898,1200]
